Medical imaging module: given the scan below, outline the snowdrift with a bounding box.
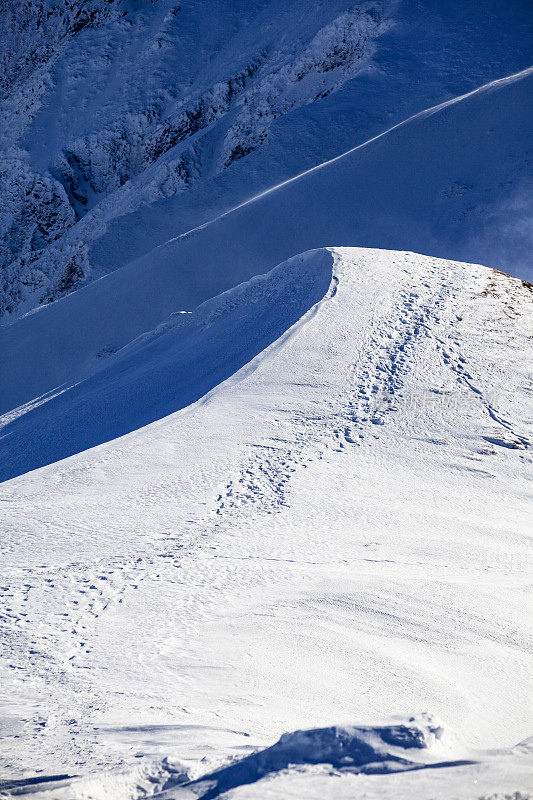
[169,714,472,799]
[3,716,532,799]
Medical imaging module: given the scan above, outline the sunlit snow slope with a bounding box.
[1,248,531,797]
[1,2,532,795]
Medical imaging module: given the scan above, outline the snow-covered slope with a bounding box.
[0,0,394,317]
[1,2,532,796]
[1,249,531,796]
[0,250,334,481]
[1,64,532,422]
[1,0,531,319]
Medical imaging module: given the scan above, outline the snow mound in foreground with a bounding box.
[176,714,468,799]
[4,715,532,800]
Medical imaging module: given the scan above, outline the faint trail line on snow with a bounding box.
[168,66,533,246]
[433,273,533,450]
[337,261,452,448]
[212,254,451,519]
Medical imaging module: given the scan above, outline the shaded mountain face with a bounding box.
[1,64,531,421]
[0,0,531,319]
[0,0,392,317]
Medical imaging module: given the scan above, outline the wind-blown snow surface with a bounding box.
[0,248,532,797]
[1,0,531,319]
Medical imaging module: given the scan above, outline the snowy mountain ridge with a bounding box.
[1,0,531,319]
[1,59,531,425]
[1,2,532,798]
[1,247,532,798]
[0,0,393,318]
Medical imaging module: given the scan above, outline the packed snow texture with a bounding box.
[1,248,532,797]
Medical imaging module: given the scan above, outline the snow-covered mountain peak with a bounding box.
[1,248,531,793]
[1,3,532,797]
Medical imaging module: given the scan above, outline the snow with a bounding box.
[211,735,533,800]
[1,1,532,796]
[7,716,530,799]
[0,0,393,317]
[1,0,531,319]
[1,248,532,797]
[0,250,334,481]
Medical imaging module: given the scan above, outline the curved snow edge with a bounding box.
[0,248,336,482]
